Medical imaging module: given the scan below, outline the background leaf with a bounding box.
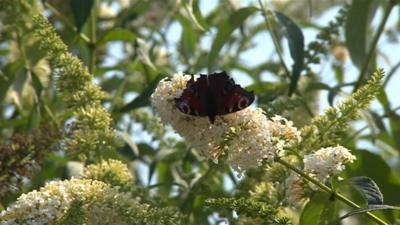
[70,0,95,31]
[207,7,258,72]
[300,192,336,225]
[345,0,378,69]
[275,11,305,96]
[98,29,136,45]
[119,74,163,112]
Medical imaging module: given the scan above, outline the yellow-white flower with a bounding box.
[0,178,147,225]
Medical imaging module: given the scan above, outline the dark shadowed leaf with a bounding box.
[349,176,383,205]
[148,160,158,185]
[327,82,356,106]
[208,7,258,72]
[121,131,139,155]
[370,111,387,131]
[70,0,95,31]
[275,11,304,96]
[345,0,378,69]
[339,204,400,221]
[387,111,400,150]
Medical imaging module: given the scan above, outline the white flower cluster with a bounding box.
[303,145,356,181]
[0,178,146,225]
[150,72,301,174]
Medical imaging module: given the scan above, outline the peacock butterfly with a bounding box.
[175,71,255,124]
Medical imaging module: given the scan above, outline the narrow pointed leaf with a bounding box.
[274,11,304,96]
[208,7,258,72]
[98,29,136,45]
[339,204,400,221]
[345,0,378,69]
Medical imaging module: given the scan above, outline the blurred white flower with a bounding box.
[303,145,356,181]
[99,3,117,19]
[151,72,301,174]
[131,0,179,28]
[67,161,84,177]
[118,0,131,8]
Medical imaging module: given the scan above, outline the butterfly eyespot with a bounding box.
[178,102,191,114]
[237,97,249,109]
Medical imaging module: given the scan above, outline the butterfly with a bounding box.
[175,71,255,124]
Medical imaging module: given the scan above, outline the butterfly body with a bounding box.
[175,71,254,123]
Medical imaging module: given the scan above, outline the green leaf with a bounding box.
[0,48,9,56]
[31,71,44,97]
[70,0,95,31]
[192,0,209,30]
[275,11,304,96]
[300,192,335,225]
[181,0,206,31]
[207,7,258,72]
[98,29,136,45]
[339,204,400,221]
[28,106,41,129]
[345,0,378,69]
[0,60,24,102]
[370,111,387,132]
[178,15,198,60]
[137,143,156,158]
[120,131,139,156]
[387,111,400,150]
[119,74,164,112]
[349,176,383,205]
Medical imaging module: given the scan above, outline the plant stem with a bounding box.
[88,0,97,74]
[353,0,395,92]
[258,0,290,79]
[276,158,389,225]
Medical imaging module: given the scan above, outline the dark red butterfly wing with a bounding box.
[208,71,255,115]
[175,75,208,117]
[175,72,254,123]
